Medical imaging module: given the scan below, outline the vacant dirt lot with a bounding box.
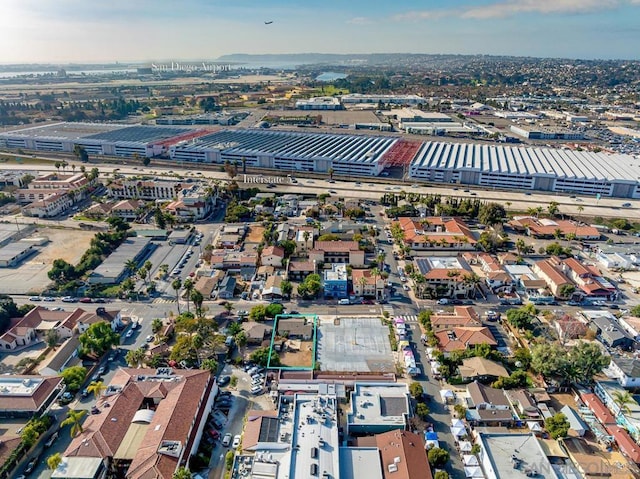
[246,225,265,243]
[277,340,314,369]
[0,227,95,294]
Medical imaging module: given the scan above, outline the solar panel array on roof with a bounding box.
[85,125,191,143]
[258,416,280,443]
[173,129,397,164]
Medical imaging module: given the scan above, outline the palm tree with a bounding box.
[191,289,204,317]
[576,205,584,219]
[516,238,526,255]
[357,276,368,297]
[371,267,381,300]
[183,278,194,313]
[223,301,234,315]
[548,201,559,217]
[172,278,182,313]
[61,409,87,438]
[86,380,106,399]
[613,390,635,416]
[125,348,146,368]
[328,167,334,181]
[302,230,311,251]
[376,252,386,269]
[124,259,138,276]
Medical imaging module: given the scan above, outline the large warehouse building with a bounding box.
[0,122,209,158]
[3,122,640,197]
[408,141,640,198]
[169,129,398,177]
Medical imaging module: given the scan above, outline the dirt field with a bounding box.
[246,225,265,243]
[0,227,95,294]
[278,340,314,368]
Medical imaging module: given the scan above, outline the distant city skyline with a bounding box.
[1,0,639,63]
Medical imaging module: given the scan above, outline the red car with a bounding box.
[79,297,93,303]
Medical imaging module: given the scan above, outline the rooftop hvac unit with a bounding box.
[394,457,401,464]
[388,464,398,473]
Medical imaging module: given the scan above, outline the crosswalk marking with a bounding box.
[153,298,177,304]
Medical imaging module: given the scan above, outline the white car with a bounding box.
[403,284,410,291]
[251,385,263,395]
[125,330,134,338]
[222,433,232,447]
[232,435,241,448]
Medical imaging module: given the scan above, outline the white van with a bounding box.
[338,298,350,305]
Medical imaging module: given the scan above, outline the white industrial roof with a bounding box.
[411,141,640,182]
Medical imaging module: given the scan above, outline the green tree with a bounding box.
[409,381,424,399]
[251,347,280,367]
[106,216,131,232]
[183,278,194,313]
[249,305,267,321]
[61,409,87,437]
[191,289,204,317]
[471,444,482,455]
[416,402,430,420]
[281,280,293,298]
[612,390,635,416]
[46,328,60,348]
[21,425,39,448]
[569,341,610,384]
[79,321,120,357]
[266,303,284,317]
[478,202,506,225]
[152,318,164,334]
[60,366,87,391]
[223,301,234,315]
[47,452,62,471]
[558,284,576,299]
[506,307,533,330]
[632,305,640,317]
[173,467,192,479]
[200,358,219,373]
[172,278,182,313]
[531,342,570,381]
[86,380,106,399]
[545,413,570,439]
[125,347,146,368]
[434,472,450,479]
[428,447,450,467]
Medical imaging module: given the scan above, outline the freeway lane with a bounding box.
[0,157,636,219]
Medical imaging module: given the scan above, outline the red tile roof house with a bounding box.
[62,368,216,479]
[261,245,285,267]
[394,217,476,251]
[430,306,482,332]
[435,326,497,355]
[533,258,574,298]
[308,240,365,266]
[563,257,616,300]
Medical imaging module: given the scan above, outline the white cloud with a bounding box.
[461,0,619,19]
[394,0,630,22]
[347,16,374,25]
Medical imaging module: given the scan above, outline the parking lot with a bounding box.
[0,227,94,294]
[316,316,395,372]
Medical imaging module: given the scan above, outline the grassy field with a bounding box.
[0,155,56,166]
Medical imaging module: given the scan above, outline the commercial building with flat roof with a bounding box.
[0,242,37,267]
[0,375,64,418]
[347,383,410,436]
[339,447,383,479]
[169,128,397,177]
[296,97,344,110]
[409,141,640,198]
[478,432,558,479]
[510,125,584,140]
[87,237,153,284]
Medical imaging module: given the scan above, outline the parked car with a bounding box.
[622,202,632,208]
[23,457,39,474]
[43,297,55,302]
[61,296,76,302]
[125,330,134,338]
[146,335,154,343]
[251,385,264,395]
[44,432,59,448]
[222,433,232,447]
[232,435,241,448]
[28,296,41,301]
[218,375,231,386]
[58,392,74,405]
[79,297,92,303]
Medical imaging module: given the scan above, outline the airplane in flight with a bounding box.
[264,21,273,24]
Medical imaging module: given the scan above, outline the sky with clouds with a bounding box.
[1,0,639,63]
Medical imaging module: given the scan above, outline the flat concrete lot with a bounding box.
[317,316,394,373]
[262,108,380,125]
[0,228,94,294]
